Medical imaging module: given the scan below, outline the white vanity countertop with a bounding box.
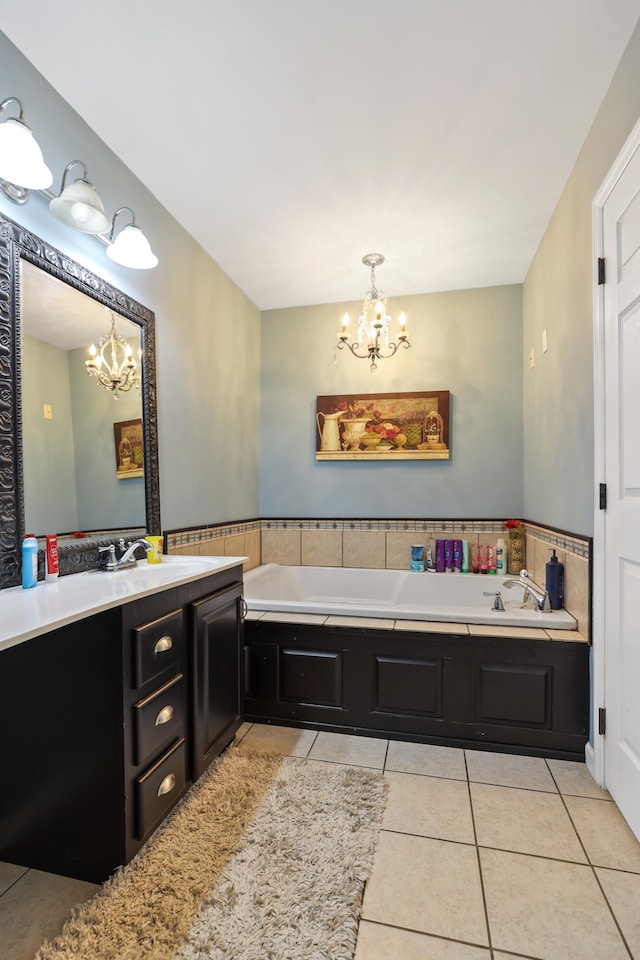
[0,555,247,652]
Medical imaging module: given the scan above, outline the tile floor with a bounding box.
[2,724,640,959]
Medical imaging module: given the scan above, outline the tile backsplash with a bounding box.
[165,518,591,637]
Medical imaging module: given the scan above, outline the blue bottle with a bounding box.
[22,534,38,588]
[545,549,564,610]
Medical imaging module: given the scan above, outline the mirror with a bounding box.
[21,261,146,534]
[0,212,161,588]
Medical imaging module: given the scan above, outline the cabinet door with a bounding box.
[191,581,243,780]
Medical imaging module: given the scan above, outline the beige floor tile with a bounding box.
[471,783,586,862]
[386,740,467,780]
[465,749,558,792]
[480,848,629,960]
[0,868,97,960]
[355,921,490,959]
[564,796,640,871]
[546,759,611,799]
[596,867,640,957]
[0,862,27,896]
[308,732,388,768]
[362,832,488,946]
[384,772,475,843]
[235,723,318,757]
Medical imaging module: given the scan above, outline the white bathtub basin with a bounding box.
[243,564,577,630]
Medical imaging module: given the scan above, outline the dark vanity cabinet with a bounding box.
[191,581,244,780]
[0,564,243,883]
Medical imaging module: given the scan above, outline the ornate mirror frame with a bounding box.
[0,212,161,588]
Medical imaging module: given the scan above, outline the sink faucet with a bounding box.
[99,538,154,571]
[502,570,551,612]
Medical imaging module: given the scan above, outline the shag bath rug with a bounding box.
[35,748,387,960]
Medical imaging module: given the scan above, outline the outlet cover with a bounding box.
[529,348,535,369]
[43,403,53,420]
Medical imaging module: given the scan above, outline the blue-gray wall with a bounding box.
[0,31,261,533]
[260,285,523,518]
[523,20,640,536]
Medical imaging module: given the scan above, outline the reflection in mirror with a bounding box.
[0,211,160,587]
[20,260,146,536]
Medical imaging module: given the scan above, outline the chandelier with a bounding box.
[85,313,141,398]
[336,253,410,372]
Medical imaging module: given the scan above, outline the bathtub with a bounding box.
[243,564,577,630]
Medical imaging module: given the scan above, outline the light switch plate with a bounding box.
[542,328,548,353]
[43,403,53,420]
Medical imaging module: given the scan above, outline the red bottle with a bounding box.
[46,534,59,582]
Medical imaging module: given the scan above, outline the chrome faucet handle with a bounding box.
[483,590,505,611]
[98,544,117,569]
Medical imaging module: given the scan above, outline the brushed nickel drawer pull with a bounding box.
[154,635,173,655]
[155,705,174,726]
[157,773,176,797]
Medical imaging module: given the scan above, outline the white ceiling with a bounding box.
[3,1,640,310]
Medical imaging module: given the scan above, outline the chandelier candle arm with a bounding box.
[85,313,141,398]
[336,254,411,372]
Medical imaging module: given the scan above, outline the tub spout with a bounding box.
[503,570,551,612]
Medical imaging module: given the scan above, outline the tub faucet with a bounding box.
[99,538,153,571]
[483,590,505,611]
[502,570,551,612]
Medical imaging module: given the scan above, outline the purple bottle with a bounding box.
[436,540,445,573]
[444,539,453,572]
[453,539,462,572]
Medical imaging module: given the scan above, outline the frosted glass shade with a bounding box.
[106,223,158,269]
[49,179,110,235]
[0,118,52,189]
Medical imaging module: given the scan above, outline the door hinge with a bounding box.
[599,483,607,510]
[599,707,606,736]
[598,257,606,285]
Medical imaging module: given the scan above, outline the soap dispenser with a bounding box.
[545,549,565,610]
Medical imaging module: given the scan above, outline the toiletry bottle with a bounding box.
[495,537,507,576]
[444,540,453,572]
[436,540,445,573]
[487,544,496,574]
[471,544,480,573]
[426,543,435,572]
[21,533,38,589]
[45,534,59,582]
[461,540,469,573]
[480,546,488,574]
[546,549,565,609]
[453,540,462,572]
[410,544,425,572]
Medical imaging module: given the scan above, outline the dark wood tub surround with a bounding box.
[244,620,589,760]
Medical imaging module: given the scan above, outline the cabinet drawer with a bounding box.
[133,674,184,764]
[135,739,186,841]
[133,609,184,687]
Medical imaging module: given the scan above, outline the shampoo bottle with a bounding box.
[546,549,565,610]
[461,540,469,573]
[495,537,507,576]
[21,534,38,589]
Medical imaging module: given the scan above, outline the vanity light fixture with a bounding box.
[85,312,141,398]
[0,96,52,200]
[49,160,110,235]
[0,93,158,269]
[106,207,158,270]
[336,253,411,372]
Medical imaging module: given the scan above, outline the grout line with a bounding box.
[466,754,495,959]
[0,865,30,900]
[356,917,494,955]
[545,759,636,959]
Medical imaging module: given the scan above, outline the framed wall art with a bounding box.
[316,391,450,460]
[114,418,145,479]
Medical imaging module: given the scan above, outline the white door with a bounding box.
[601,138,640,838]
